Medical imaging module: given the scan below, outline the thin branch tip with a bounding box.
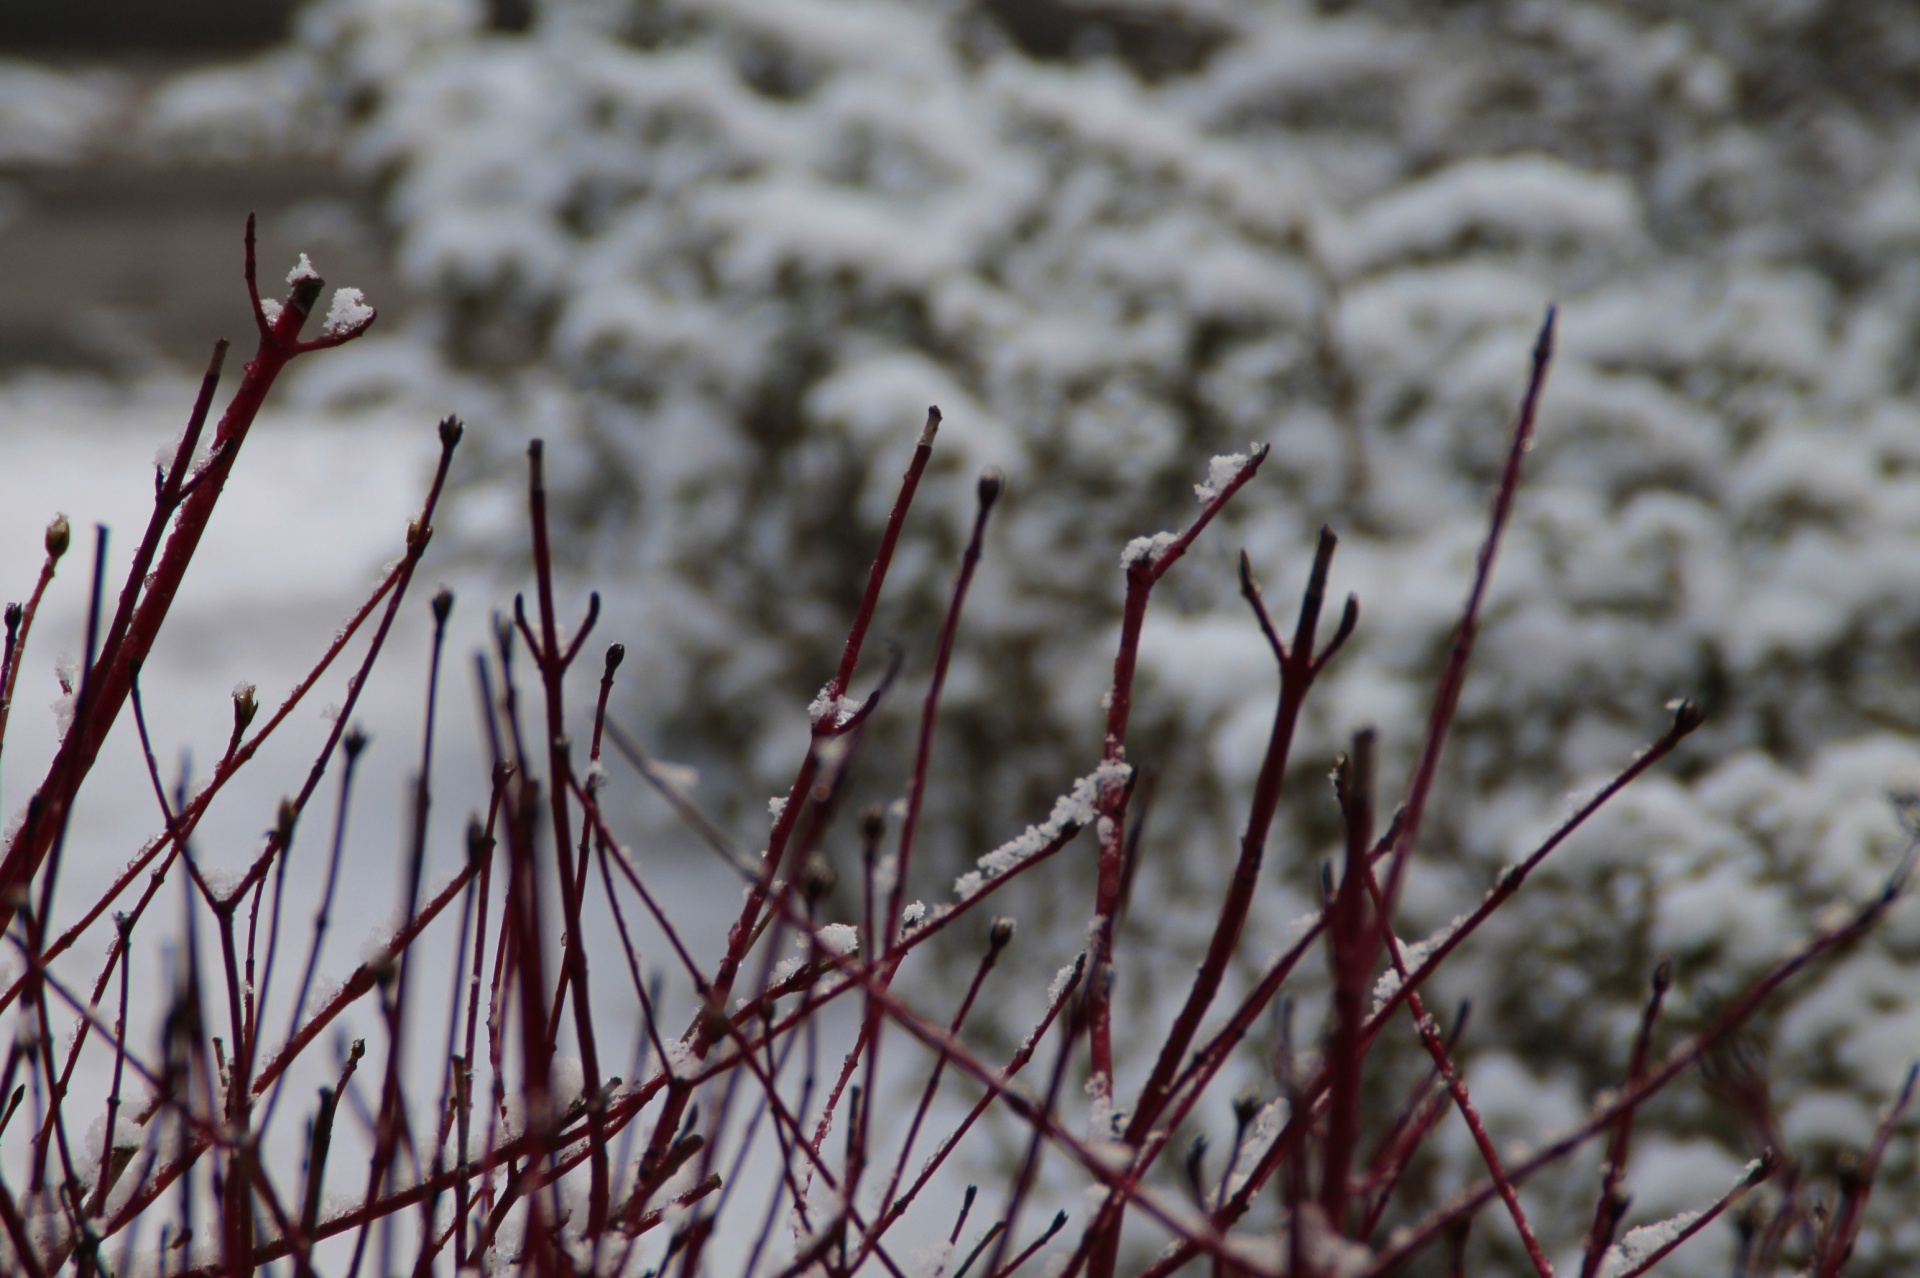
[1668,698,1705,737]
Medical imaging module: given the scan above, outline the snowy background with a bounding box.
[7,0,1920,1272]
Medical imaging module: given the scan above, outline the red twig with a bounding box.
[0,221,376,939]
[1379,307,1555,916]
[1356,877,1905,1276]
[1579,959,1675,1278]
[1320,729,1379,1231]
[1604,1154,1775,1278]
[1086,445,1270,1163]
[1813,1063,1917,1278]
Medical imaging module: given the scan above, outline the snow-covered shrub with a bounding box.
[258,0,1920,1268]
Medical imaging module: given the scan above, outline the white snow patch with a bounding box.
[812,923,859,958]
[1598,1207,1705,1278]
[1371,912,1471,1014]
[1193,449,1254,504]
[321,286,375,336]
[1121,531,1178,569]
[1046,957,1083,1006]
[954,760,1131,897]
[807,683,859,728]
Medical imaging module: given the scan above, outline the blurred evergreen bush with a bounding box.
[187,1,1920,1267]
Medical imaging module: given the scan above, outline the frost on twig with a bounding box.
[1369,913,1469,1016]
[952,760,1132,899]
[1193,450,1257,505]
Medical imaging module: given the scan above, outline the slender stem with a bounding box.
[1380,308,1556,914]
[0,236,341,938]
[1578,961,1674,1278]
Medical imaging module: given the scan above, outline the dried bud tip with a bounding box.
[275,797,297,842]
[44,514,70,562]
[438,415,464,448]
[285,252,322,287]
[466,817,491,866]
[977,467,1004,509]
[604,642,626,674]
[1651,957,1673,994]
[1232,1087,1262,1128]
[4,602,20,636]
[859,804,886,843]
[1668,698,1705,736]
[919,406,941,446]
[1237,549,1255,593]
[343,726,369,759]
[1834,1149,1865,1193]
[1535,305,1558,363]
[431,587,455,625]
[232,682,259,730]
[802,852,836,901]
[988,916,1016,952]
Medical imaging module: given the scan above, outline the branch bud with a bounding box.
[44,514,69,562]
[988,915,1016,956]
[1232,1087,1262,1132]
[232,682,258,736]
[803,852,836,902]
[977,468,1004,510]
[466,816,491,867]
[225,681,259,759]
